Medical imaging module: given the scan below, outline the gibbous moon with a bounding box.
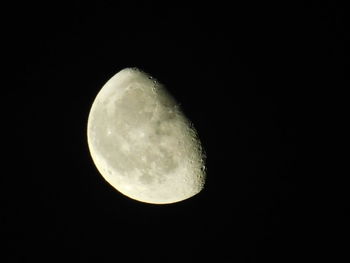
[87,68,206,204]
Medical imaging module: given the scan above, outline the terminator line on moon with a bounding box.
[87,68,206,204]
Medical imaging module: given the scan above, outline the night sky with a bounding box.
[1,2,343,262]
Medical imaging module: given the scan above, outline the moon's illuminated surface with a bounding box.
[87,68,206,204]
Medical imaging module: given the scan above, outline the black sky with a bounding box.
[1,1,344,262]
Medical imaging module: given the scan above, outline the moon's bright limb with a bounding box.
[87,68,206,204]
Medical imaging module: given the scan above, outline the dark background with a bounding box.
[1,1,344,262]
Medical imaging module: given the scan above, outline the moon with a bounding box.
[87,68,206,204]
